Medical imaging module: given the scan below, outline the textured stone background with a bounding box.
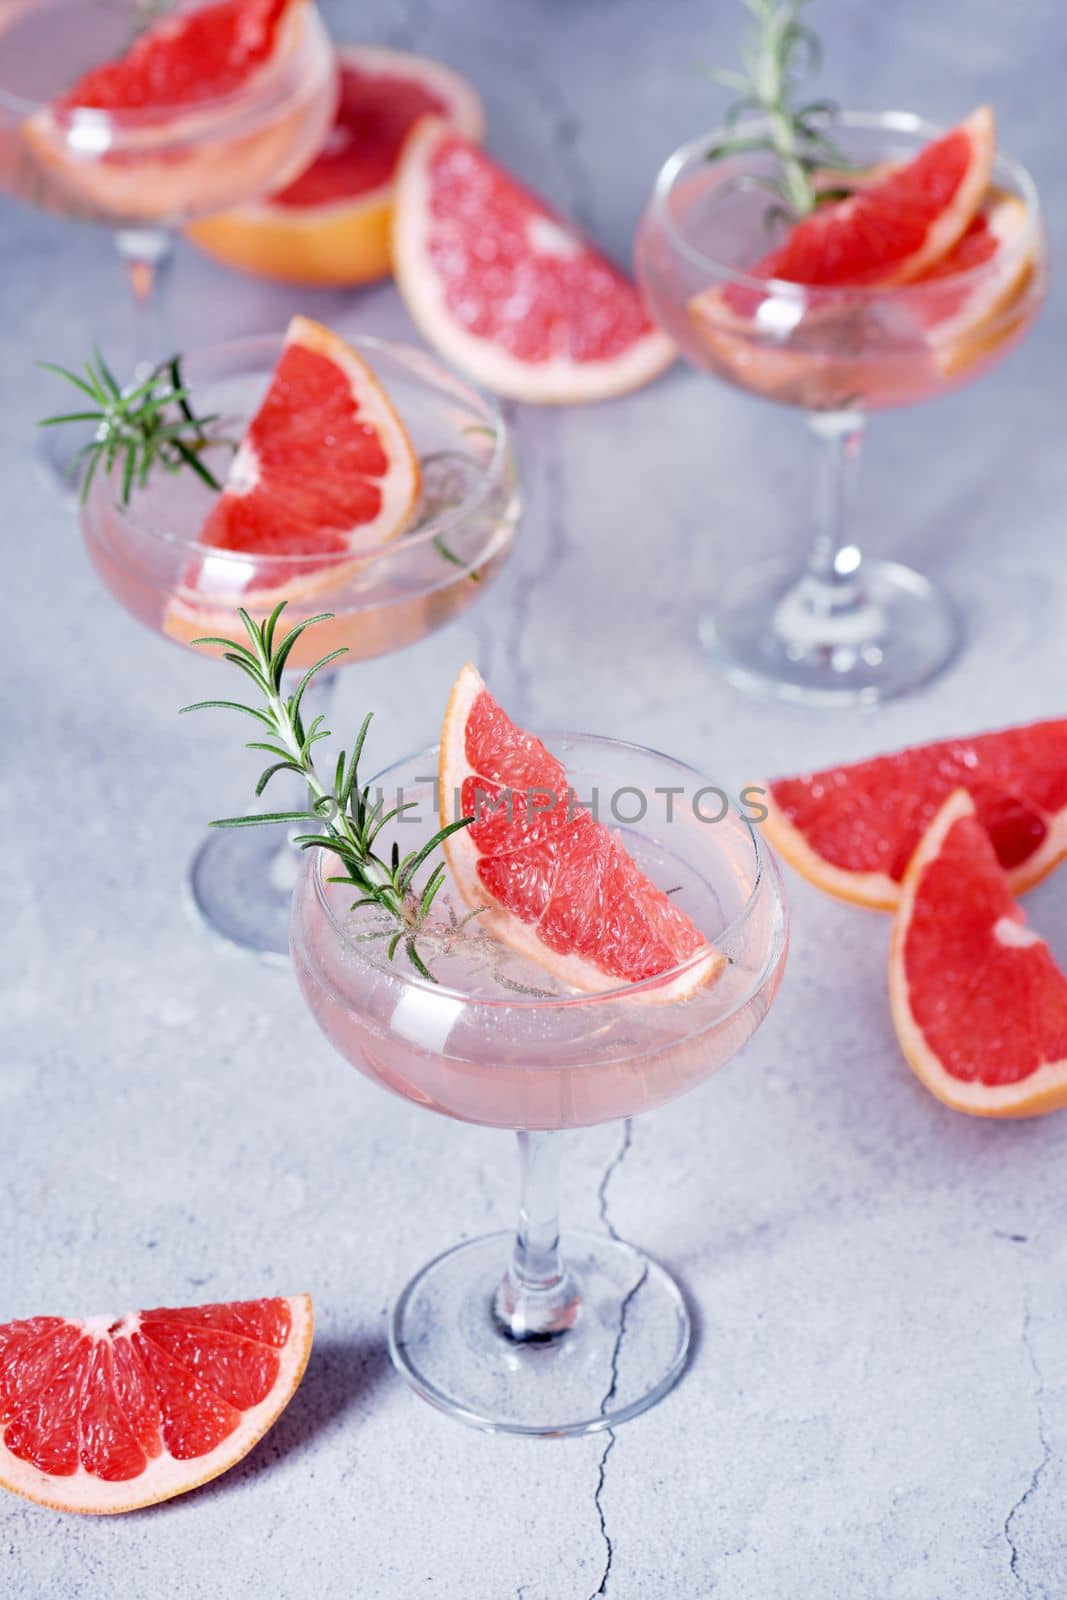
[3,0,1067,1594]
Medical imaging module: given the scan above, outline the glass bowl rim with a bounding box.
[303,732,786,1014]
[80,331,514,568]
[646,107,1042,302]
[0,0,329,125]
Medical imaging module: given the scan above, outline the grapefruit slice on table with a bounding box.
[763,718,1067,911]
[889,790,1067,1117]
[0,1294,313,1514]
[439,664,723,1000]
[25,0,315,220]
[163,314,420,647]
[186,45,485,286]
[393,118,675,404]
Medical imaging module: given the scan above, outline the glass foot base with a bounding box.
[700,557,961,707]
[389,1229,690,1436]
[186,822,299,962]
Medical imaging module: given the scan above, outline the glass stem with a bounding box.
[493,1131,581,1342]
[770,408,880,656]
[804,408,866,606]
[114,226,175,377]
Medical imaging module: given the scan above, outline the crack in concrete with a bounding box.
[589,1432,617,1598]
[1004,1297,1053,1595]
[597,1119,632,1241]
[586,1121,641,1599]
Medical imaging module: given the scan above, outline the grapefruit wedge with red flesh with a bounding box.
[690,106,996,348]
[54,0,300,111]
[916,192,1036,375]
[393,118,675,404]
[763,717,1067,911]
[186,46,485,286]
[889,791,1067,1117]
[0,1294,313,1514]
[749,106,995,295]
[25,0,316,221]
[163,315,420,647]
[439,665,723,1000]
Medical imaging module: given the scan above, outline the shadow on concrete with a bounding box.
[138,1331,393,1515]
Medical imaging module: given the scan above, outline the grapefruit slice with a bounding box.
[54,0,299,111]
[0,1294,313,1514]
[889,790,1067,1117]
[916,192,1036,375]
[24,0,316,221]
[163,314,420,647]
[746,106,996,293]
[763,718,1067,911]
[686,109,998,400]
[393,118,675,404]
[439,664,723,1000]
[186,46,485,286]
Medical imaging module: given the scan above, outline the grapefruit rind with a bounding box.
[0,1294,313,1515]
[888,792,1067,1118]
[439,664,723,1003]
[185,45,486,286]
[393,118,676,405]
[926,193,1036,377]
[162,313,420,647]
[878,104,996,285]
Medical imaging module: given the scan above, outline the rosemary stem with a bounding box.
[706,0,849,221]
[183,606,469,977]
[768,106,814,215]
[264,675,406,921]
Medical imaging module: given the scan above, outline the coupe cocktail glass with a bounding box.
[290,738,789,1434]
[0,0,336,406]
[80,332,520,957]
[636,110,1047,706]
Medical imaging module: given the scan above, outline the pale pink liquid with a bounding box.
[79,351,520,668]
[290,760,789,1131]
[0,0,336,224]
[636,162,1046,413]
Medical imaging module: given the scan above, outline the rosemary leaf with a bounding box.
[37,350,234,505]
[181,606,474,979]
[705,0,854,220]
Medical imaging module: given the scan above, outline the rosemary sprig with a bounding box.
[706,0,853,219]
[179,604,473,981]
[38,349,233,505]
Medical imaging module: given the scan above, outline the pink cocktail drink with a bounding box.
[77,332,519,958]
[635,110,1047,705]
[289,735,788,1434]
[1,0,338,418]
[0,0,335,224]
[292,754,785,1129]
[637,125,1043,414]
[80,335,519,671]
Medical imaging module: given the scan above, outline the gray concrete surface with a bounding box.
[3,0,1067,1594]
